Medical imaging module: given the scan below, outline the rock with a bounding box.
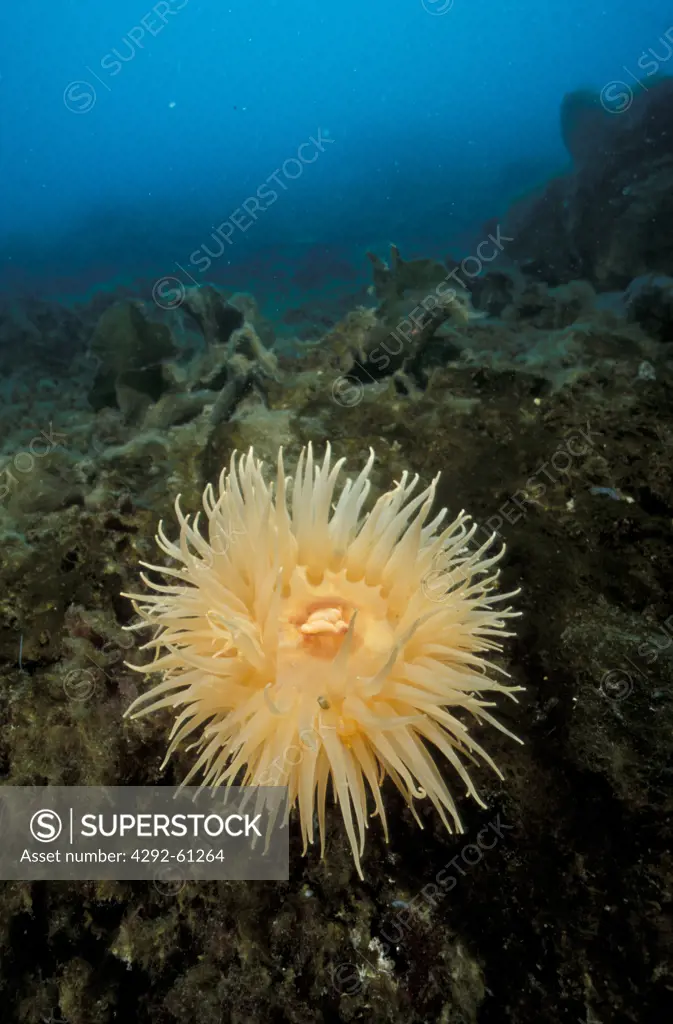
[560,88,614,165]
[624,273,673,342]
[227,291,276,350]
[366,244,448,313]
[497,78,673,288]
[181,284,244,346]
[88,301,177,416]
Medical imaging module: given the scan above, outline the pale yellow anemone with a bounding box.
[124,444,522,876]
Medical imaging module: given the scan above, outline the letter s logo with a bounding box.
[30,809,63,842]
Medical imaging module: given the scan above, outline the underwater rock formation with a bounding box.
[88,300,177,420]
[559,88,615,166]
[180,284,244,346]
[624,272,673,343]
[0,296,88,375]
[297,246,481,384]
[497,77,673,288]
[366,244,448,313]
[84,285,280,439]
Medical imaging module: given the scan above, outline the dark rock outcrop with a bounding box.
[497,78,673,288]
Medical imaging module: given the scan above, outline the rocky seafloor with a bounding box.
[1,80,673,1024]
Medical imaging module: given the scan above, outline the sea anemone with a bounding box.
[125,444,522,877]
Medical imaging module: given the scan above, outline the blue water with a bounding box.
[1,0,669,303]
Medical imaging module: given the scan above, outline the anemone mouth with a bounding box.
[297,599,352,630]
[279,566,392,667]
[292,601,353,658]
